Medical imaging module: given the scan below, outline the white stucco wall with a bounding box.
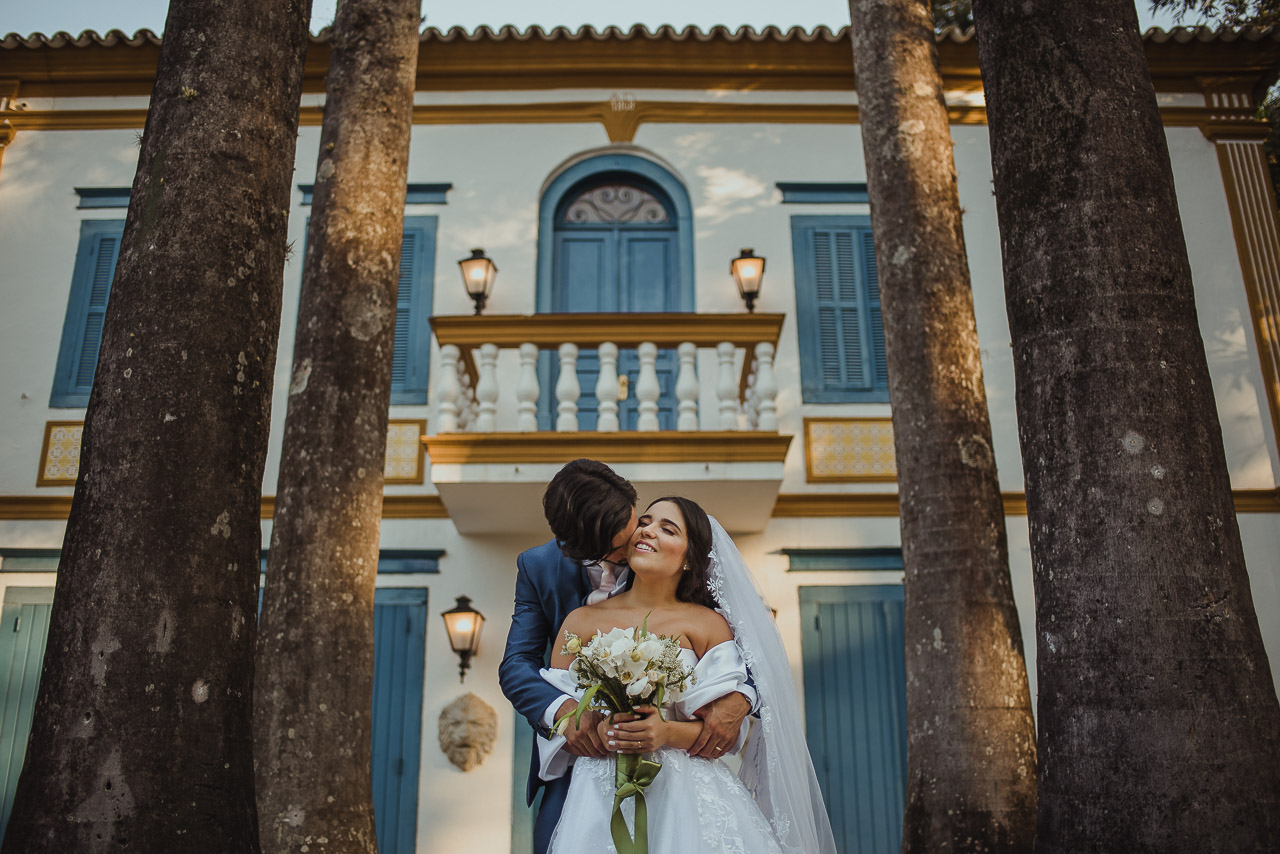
[1,83,1277,854]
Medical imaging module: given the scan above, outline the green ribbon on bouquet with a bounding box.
[609,753,663,854]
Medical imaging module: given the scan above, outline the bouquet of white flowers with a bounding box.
[556,621,696,731]
[556,619,696,854]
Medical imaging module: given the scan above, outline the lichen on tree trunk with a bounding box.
[846,1,1038,851]
[971,0,1280,849]
[252,1,421,852]
[0,1,313,851]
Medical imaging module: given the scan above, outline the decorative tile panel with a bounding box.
[804,417,897,482]
[38,421,84,486]
[385,419,426,484]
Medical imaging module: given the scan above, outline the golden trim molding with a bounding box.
[1,488,1274,521]
[260,494,447,519]
[5,102,1265,141]
[422,431,793,465]
[429,312,784,350]
[771,489,1275,518]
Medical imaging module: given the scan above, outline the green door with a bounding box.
[0,587,54,838]
[800,585,907,854]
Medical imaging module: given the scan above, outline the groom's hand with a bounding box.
[556,700,607,757]
[689,692,751,758]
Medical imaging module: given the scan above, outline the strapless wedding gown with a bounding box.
[538,640,784,854]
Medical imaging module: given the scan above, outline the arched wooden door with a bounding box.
[538,159,694,430]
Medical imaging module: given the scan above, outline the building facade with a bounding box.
[0,24,1278,854]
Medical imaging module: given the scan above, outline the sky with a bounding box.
[3,0,1181,38]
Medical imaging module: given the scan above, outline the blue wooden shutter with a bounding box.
[800,584,907,854]
[0,588,54,840]
[390,216,437,405]
[371,587,427,854]
[792,216,889,403]
[862,230,888,389]
[51,220,125,407]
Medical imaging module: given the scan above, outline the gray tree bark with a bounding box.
[970,1,1280,850]
[846,2,1037,851]
[253,0,420,851]
[0,1,312,851]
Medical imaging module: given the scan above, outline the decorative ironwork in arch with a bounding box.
[560,183,670,224]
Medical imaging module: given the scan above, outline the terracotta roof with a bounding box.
[2,23,1274,50]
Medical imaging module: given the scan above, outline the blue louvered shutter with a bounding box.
[371,588,427,854]
[800,585,907,854]
[862,230,888,389]
[51,220,125,407]
[792,216,890,403]
[0,588,54,841]
[390,216,437,405]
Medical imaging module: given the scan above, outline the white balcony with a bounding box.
[423,313,793,534]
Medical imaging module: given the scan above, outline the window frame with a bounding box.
[790,214,890,404]
[50,219,125,408]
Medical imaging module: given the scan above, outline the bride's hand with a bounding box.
[606,705,667,754]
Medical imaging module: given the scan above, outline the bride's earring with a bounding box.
[682,563,690,572]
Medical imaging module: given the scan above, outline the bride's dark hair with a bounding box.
[646,496,718,610]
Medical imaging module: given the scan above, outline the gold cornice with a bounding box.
[429,313,785,350]
[7,102,1269,139]
[0,494,448,520]
[4,30,1276,99]
[261,494,447,518]
[0,488,1275,521]
[770,488,1277,518]
[422,431,793,465]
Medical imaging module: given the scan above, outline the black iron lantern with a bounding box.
[730,248,766,313]
[458,248,498,315]
[441,595,485,682]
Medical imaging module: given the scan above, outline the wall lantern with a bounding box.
[458,248,498,315]
[730,248,766,313]
[441,595,485,682]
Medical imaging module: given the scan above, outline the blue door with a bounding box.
[0,588,53,839]
[371,587,428,854]
[799,585,907,854]
[541,178,682,430]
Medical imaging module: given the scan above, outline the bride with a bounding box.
[536,496,838,854]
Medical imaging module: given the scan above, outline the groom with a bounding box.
[499,459,754,854]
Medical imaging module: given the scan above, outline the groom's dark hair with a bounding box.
[544,459,638,562]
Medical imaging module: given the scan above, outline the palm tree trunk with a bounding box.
[253,0,420,851]
[846,1,1037,850]
[0,1,312,850]
[970,0,1280,849]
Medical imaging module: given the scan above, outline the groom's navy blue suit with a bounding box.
[499,538,628,854]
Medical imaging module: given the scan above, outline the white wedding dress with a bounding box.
[538,640,784,854]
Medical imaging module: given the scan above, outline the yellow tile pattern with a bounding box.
[38,421,84,486]
[385,419,426,484]
[805,418,897,482]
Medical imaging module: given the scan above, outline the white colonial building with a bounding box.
[0,23,1278,854]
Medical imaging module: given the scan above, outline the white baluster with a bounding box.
[716,341,739,431]
[475,343,499,433]
[675,341,699,431]
[636,342,660,432]
[457,361,475,431]
[595,342,620,433]
[556,343,580,432]
[754,341,778,431]
[516,343,540,432]
[437,344,461,433]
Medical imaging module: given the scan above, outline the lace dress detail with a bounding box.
[543,644,784,854]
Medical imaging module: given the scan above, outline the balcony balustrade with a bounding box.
[427,312,785,434]
[422,313,793,533]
